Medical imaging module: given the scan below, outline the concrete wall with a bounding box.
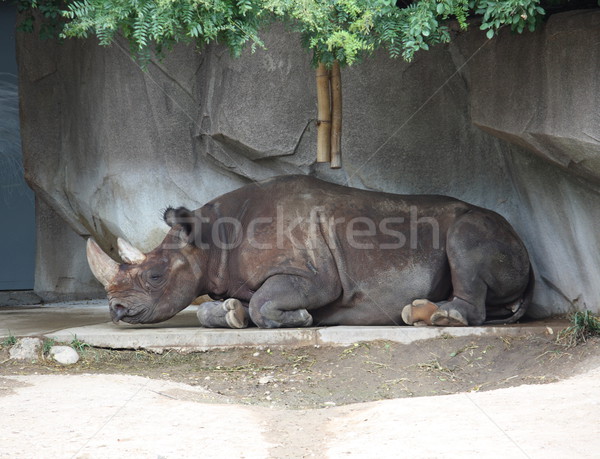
[16,10,600,314]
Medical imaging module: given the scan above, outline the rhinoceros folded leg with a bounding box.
[249,274,341,328]
[197,299,249,329]
[258,302,313,328]
[403,209,530,327]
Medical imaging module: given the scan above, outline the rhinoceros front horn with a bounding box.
[86,239,119,288]
[117,238,146,264]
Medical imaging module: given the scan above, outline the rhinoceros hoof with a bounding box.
[401,299,439,326]
[430,309,468,327]
[298,309,314,327]
[224,298,249,329]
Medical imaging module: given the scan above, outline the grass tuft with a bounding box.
[42,338,56,356]
[1,334,17,347]
[557,311,600,348]
[71,335,90,353]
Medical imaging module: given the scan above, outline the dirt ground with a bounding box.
[2,332,599,409]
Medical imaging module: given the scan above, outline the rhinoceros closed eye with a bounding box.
[144,270,166,289]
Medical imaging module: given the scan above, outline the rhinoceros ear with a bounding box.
[164,206,200,247]
[164,207,195,234]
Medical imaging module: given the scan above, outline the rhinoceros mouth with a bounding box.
[110,304,129,323]
[109,298,138,323]
[109,299,155,324]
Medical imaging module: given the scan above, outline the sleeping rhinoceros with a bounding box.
[86,175,533,328]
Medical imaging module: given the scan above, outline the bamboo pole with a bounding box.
[316,62,331,163]
[330,60,342,169]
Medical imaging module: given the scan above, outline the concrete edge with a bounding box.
[44,323,558,353]
[0,291,43,307]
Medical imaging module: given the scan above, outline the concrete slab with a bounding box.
[47,323,320,351]
[1,300,564,351]
[316,323,557,346]
[0,300,109,337]
[47,321,560,352]
[0,290,42,307]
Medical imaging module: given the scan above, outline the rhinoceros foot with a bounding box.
[224,298,250,329]
[402,299,440,326]
[402,300,468,326]
[197,299,249,328]
[430,309,468,327]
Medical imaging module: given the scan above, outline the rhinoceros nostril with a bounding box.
[111,304,128,323]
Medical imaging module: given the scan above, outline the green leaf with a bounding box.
[15,0,550,66]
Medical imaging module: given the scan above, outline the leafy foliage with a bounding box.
[475,0,546,38]
[6,0,551,64]
[61,0,267,59]
[15,0,64,40]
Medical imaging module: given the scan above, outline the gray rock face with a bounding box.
[16,11,600,316]
[9,337,41,360]
[49,346,80,365]
[466,11,600,184]
[34,199,104,302]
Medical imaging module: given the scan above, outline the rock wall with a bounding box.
[17,10,600,315]
[34,199,104,302]
[467,11,600,183]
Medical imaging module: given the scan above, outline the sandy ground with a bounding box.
[1,366,599,458]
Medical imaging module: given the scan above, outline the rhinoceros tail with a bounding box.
[484,265,535,325]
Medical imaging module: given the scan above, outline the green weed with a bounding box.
[71,335,90,352]
[42,338,56,355]
[1,333,17,347]
[557,311,600,348]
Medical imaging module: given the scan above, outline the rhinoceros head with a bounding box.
[86,208,205,324]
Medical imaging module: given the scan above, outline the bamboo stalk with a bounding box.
[330,60,342,169]
[316,62,331,163]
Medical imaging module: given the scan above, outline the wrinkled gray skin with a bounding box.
[87,175,533,328]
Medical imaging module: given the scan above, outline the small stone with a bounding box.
[9,338,42,361]
[49,346,80,365]
[258,375,275,385]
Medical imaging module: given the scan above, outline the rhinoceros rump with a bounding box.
[87,175,533,328]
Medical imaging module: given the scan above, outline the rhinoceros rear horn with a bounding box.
[117,238,146,264]
[86,239,119,288]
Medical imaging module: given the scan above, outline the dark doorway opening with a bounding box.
[0,3,36,292]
